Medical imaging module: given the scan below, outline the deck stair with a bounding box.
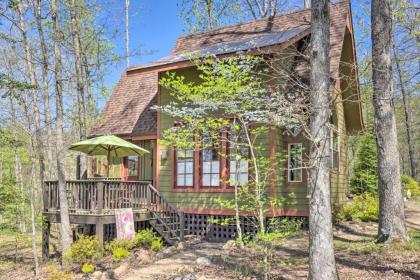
[145,184,184,245]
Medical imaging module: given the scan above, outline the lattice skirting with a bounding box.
[102,221,150,242]
[184,213,308,242]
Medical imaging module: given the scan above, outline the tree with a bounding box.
[125,0,130,67]
[51,0,72,253]
[350,133,378,195]
[69,0,88,178]
[371,0,408,241]
[307,0,338,279]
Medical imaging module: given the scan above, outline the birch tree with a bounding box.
[51,0,72,253]
[371,0,408,241]
[307,0,338,279]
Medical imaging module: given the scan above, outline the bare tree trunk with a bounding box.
[17,0,46,199]
[34,0,55,180]
[10,98,27,234]
[125,0,130,67]
[392,44,417,180]
[304,0,310,8]
[308,1,338,279]
[69,0,87,178]
[51,0,72,253]
[21,98,40,276]
[372,0,408,242]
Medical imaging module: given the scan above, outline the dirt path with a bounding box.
[121,243,223,280]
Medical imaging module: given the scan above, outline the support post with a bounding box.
[179,212,185,241]
[42,218,50,261]
[96,217,104,245]
[96,181,104,245]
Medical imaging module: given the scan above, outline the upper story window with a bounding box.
[175,139,194,188]
[201,132,220,187]
[228,128,249,186]
[288,143,302,182]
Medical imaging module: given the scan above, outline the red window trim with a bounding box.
[173,146,195,189]
[199,134,222,189]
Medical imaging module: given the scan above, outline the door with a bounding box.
[123,140,153,182]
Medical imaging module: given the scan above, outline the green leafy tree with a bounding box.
[350,133,378,195]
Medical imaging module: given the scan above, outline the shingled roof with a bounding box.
[90,1,356,137]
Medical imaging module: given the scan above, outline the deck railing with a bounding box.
[44,180,154,214]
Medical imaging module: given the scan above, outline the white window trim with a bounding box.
[287,143,303,183]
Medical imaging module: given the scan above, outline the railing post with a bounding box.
[43,181,49,212]
[97,181,104,214]
[96,181,104,247]
[179,212,185,241]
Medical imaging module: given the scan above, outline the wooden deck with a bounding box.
[42,180,185,260]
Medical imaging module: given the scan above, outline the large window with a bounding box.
[201,132,220,187]
[175,147,194,187]
[228,129,249,186]
[288,143,302,182]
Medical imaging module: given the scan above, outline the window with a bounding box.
[331,129,339,170]
[228,128,249,186]
[175,146,194,187]
[288,143,302,182]
[201,132,220,187]
[127,156,139,177]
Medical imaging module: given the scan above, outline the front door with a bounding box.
[123,140,153,182]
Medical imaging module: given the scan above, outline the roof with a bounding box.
[89,71,158,137]
[91,1,359,137]
[130,26,308,70]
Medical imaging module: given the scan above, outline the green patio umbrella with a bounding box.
[69,135,149,177]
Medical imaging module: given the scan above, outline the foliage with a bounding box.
[133,228,158,248]
[401,175,420,199]
[81,262,95,274]
[350,133,378,195]
[112,247,131,262]
[242,218,303,279]
[63,235,102,264]
[150,238,164,251]
[105,239,135,252]
[105,229,163,253]
[334,193,379,223]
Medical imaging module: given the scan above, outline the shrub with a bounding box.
[105,239,135,253]
[81,263,95,274]
[401,175,420,199]
[334,193,379,222]
[133,229,156,248]
[63,235,102,264]
[150,238,163,251]
[112,247,130,262]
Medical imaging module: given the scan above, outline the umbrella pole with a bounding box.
[107,150,111,178]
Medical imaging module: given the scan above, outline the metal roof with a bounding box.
[128,26,308,71]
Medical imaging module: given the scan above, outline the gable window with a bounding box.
[228,129,249,186]
[175,143,194,188]
[201,132,220,187]
[288,143,302,182]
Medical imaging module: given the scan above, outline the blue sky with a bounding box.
[103,0,372,101]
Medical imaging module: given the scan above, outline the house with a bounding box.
[42,1,362,253]
[89,0,362,236]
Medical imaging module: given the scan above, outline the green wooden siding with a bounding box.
[158,61,350,214]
